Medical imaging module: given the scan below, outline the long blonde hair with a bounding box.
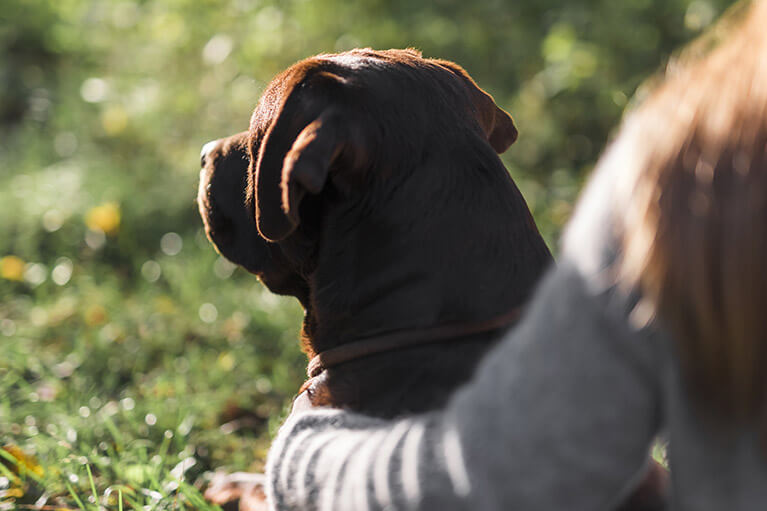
[620,0,767,423]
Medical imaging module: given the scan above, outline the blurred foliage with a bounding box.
[0,0,732,507]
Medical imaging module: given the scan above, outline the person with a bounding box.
[265,1,767,508]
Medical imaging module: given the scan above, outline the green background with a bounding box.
[0,0,732,508]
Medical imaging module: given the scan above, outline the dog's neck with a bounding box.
[299,153,553,356]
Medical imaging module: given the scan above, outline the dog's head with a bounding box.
[198,48,520,316]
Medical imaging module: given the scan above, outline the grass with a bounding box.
[0,187,308,508]
[1,253,307,508]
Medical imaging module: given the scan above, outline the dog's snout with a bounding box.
[200,139,220,167]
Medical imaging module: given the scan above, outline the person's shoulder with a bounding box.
[562,116,644,282]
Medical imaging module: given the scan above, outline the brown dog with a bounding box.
[198,48,664,509]
[198,48,552,413]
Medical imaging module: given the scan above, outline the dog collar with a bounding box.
[306,307,521,378]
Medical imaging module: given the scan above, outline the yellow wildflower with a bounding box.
[85,202,121,235]
[2,444,44,478]
[0,256,25,281]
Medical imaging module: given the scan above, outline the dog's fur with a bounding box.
[198,48,553,415]
[198,48,664,509]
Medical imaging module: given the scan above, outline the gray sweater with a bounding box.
[265,126,767,510]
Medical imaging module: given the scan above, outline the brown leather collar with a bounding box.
[306,307,521,378]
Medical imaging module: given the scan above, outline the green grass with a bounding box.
[0,135,308,506]
[0,222,307,508]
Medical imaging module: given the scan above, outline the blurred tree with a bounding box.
[0,0,734,252]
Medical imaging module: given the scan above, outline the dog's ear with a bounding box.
[253,74,364,242]
[436,60,518,154]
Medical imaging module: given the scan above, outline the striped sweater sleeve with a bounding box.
[265,265,663,511]
[266,407,477,511]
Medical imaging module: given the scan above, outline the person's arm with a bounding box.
[267,266,663,511]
